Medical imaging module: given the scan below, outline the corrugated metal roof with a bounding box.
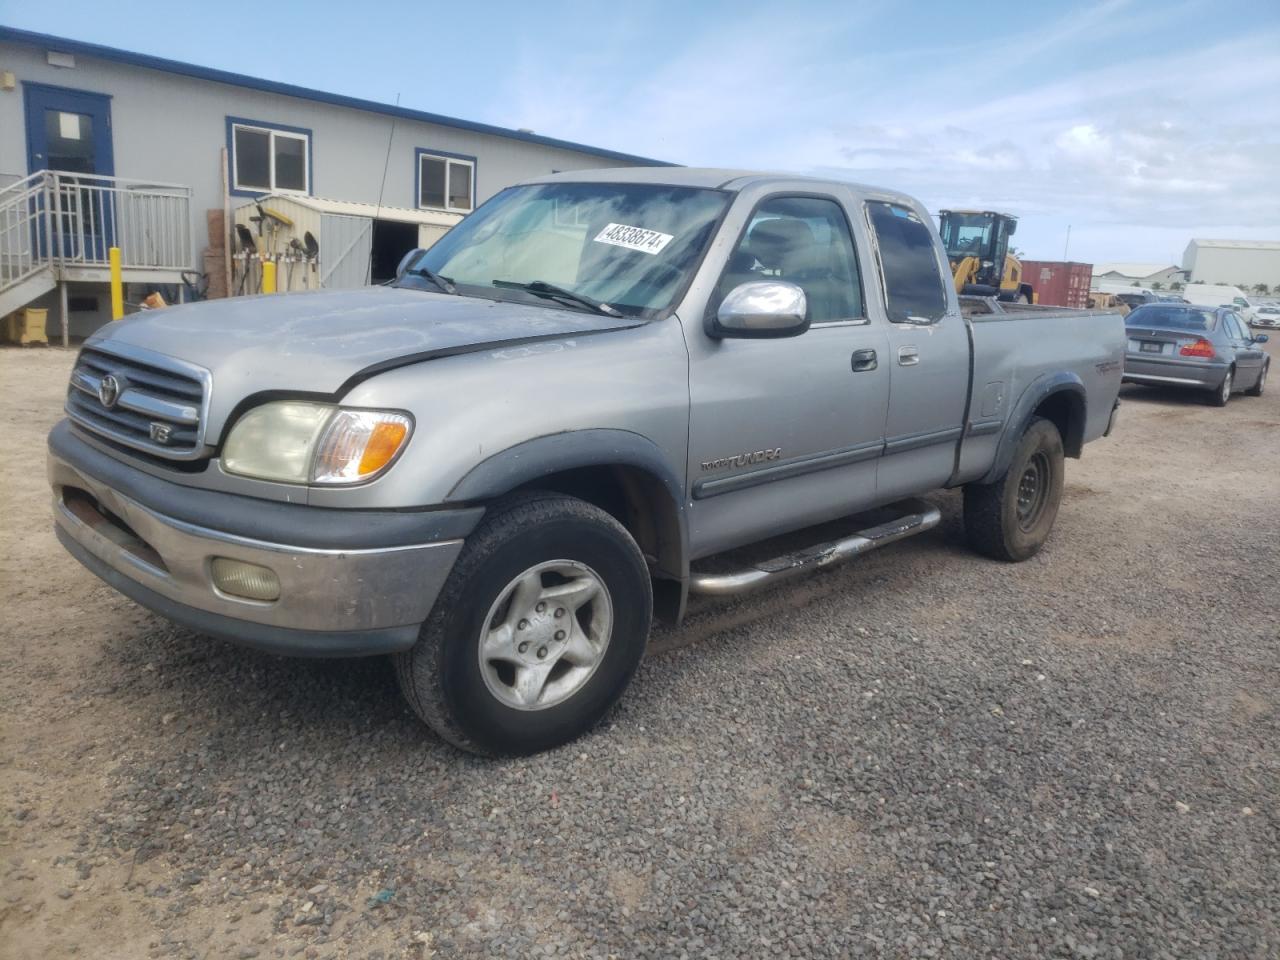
[1188,239,1280,251]
[237,193,461,227]
[0,26,674,168]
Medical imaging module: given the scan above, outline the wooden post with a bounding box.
[221,147,233,297]
[109,247,124,320]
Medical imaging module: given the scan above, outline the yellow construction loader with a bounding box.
[937,209,1035,303]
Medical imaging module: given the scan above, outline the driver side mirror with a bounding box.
[1255,334,1270,343]
[710,281,809,339]
[395,248,427,279]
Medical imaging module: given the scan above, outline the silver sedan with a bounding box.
[1122,305,1270,406]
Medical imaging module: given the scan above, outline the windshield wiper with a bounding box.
[406,264,458,295]
[492,279,623,318]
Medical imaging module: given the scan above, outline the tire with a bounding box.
[1245,362,1268,397]
[395,492,652,756]
[964,417,1065,562]
[1211,368,1233,406]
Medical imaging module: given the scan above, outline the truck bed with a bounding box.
[953,297,1126,486]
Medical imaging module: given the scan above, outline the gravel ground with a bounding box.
[2,343,1278,959]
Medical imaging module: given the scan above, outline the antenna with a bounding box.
[374,93,401,223]
[1063,224,1071,261]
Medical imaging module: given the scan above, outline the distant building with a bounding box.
[1183,239,1280,290]
[1091,262,1185,289]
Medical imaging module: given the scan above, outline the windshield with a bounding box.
[394,182,730,318]
[938,213,993,259]
[1126,305,1217,330]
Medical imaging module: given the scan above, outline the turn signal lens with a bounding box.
[311,410,413,484]
[1179,338,1215,358]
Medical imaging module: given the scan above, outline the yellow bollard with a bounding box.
[109,247,124,320]
[262,259,277,294]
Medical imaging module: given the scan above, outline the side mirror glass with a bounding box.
[395,248,427,279]
[1255,334,1270,343]
[712,281,809,339]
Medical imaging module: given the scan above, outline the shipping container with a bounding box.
[1021,260,1093,309]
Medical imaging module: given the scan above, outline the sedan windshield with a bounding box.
[395,182,729,318]
[1126,305,1217,330]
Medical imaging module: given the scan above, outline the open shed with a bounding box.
[232,194,462,292]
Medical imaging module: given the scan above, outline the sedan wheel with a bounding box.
[1212,370,1233,407]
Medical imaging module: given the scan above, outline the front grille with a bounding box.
[66,345,210,460]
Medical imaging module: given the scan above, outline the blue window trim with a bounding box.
[414,147,477,213]
[225,115,314,198]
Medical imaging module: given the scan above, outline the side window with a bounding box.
[865,201,948,323]
[714,196,863,324]
[1227,314,1247,340]
[228,119,310,195]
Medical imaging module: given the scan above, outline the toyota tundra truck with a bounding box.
[48,169,1125,755]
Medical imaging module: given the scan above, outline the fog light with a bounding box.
[210,557,281,602]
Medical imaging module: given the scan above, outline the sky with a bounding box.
[5,0,1279,266]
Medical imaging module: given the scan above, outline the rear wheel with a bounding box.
[1245,362,1268,397]
[964,417,1065,562]
[1211,369,1233,407]
[395,493,652,755]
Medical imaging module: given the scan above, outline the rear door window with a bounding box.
[865,201,948,323]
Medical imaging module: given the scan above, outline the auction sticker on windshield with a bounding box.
[593,223,674,255]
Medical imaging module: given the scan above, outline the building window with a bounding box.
[416,149,475,212]
[228,118,311,195]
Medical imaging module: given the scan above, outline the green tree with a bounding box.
[1131,281,1141,287]
[1253,283,1269,295]
[1151,281,1164,291]
[1171,281,1184,291]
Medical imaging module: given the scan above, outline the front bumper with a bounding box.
[48,421,478,657]
[1122,355,1227,391]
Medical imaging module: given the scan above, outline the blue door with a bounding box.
[24,83,116,259]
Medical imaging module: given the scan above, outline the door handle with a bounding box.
[898,346,920,366]
[851,348,878,372]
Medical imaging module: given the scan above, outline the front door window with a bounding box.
[42,109,98,174]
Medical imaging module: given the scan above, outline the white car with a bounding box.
[1252,305,1280,328]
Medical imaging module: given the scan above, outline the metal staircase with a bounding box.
[0,170,194,337]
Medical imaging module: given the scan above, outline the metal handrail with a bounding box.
[0,170,194,295]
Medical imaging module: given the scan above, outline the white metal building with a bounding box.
[1182,240,1280,290]
[0,27,668,341]
[1090,262,1184,289]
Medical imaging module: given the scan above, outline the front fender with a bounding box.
[447,428,689,585]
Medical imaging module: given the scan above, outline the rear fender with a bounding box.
[979,373,1086,485]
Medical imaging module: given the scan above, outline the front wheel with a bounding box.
[395,493,652,756]
[964,417,1065,562]
[1245,362,1267,397]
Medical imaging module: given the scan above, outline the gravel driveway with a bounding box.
[2,344,1277,959]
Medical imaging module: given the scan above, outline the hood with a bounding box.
[89,286,642,426]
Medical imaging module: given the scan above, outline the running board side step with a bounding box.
[687,498,942,598]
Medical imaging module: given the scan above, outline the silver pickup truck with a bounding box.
[48,168,1124,754]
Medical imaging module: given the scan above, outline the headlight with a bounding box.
[222,402,412,485]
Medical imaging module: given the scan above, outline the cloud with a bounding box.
[491,0,1280,262]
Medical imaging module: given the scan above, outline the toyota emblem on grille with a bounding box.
[98,374,122,409]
